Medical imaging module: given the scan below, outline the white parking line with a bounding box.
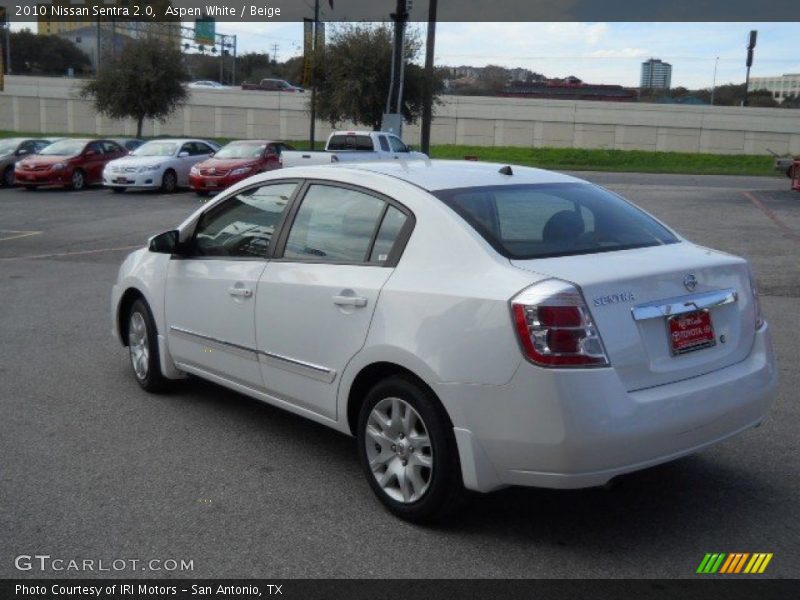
[0,230,43,242]
[0,244,140,262]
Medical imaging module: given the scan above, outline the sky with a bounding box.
[13,21,800,89]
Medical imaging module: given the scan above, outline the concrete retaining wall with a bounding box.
[2,75,799,155]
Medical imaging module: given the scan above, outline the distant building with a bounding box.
[56,26,134,71]
[640,59,672,90]
[37,0,106,35]
[748,73,800,104]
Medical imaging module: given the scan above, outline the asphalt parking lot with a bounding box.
[1,173,798,579]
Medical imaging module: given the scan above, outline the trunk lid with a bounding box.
[511,243,757,391]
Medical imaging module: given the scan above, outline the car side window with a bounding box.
[192,183,297,258]
[283,185,386,264]
[194,142,212,155]
[378,136,390,152]
[180,143,193,156]
[87,142,104,155]
[369,205,409,264]
[388,136,407,153]
[103,141,122,154]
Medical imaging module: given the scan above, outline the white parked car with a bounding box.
[111,160,776,521]
[187,80,230,90]
[103,139,220,193]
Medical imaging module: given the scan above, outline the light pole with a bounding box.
[309,0,319,150]
[710,56,719,105]
[420,0,438,154]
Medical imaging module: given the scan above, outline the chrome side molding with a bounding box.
[631,288,738,322]
[169,326,336,383]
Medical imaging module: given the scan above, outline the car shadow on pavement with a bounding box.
[169,374,777,548]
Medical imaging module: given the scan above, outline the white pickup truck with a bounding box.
[280,131,428,168]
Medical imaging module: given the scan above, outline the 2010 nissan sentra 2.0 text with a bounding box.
[110,160,776,522]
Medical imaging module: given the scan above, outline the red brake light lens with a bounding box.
[511,279,610,368]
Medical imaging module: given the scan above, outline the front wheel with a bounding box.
[161,169,177,193]
[357,376,464,522]
[69,169,86,191]
[127,299,168,393]
[2,166,14,187]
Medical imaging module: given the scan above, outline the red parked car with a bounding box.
[188,140,293,196]
[15,138,127,191]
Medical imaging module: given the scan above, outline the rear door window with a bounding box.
[283,185,386,264]
[434,183,678,259]
[369,206,408,264]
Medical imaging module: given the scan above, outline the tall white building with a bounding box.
[640,58,672,90]
[749,73,800,103]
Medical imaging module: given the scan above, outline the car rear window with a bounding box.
[433,183,678,259]
[327,135,374,151]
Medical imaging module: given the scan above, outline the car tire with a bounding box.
[2,166,14,187]
[161,169,177,193]
[112,187,126,193]
[357,375,465,523]
[127,298,168,393]
[69,169,86,191]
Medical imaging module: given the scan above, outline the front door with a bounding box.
[165,181,298,390]
[255,182,413,419]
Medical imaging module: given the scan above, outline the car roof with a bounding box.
[330,159,586,192]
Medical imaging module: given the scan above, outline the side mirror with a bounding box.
[149,230,181,254]
[179,151,190,158]
[208,151,215,157]
[405,145,413,152]
[85,150,98,157]
[16,149,29,157]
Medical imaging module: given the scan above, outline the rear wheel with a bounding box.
[357,375,465,522]
[68,169,86,191]
[161,169,177,193]
[2,166,14,187]
[127,298,168,393]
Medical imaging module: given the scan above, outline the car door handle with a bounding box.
[228,287,253,298]
[332,295,367,307]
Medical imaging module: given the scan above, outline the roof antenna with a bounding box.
[499,165,513,176]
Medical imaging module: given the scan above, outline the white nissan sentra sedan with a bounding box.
[111,160,776,521]
[103,138,220,193]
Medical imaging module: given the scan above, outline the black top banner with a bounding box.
[5,0,800,23]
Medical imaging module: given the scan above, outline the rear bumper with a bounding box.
[441,325,777,492]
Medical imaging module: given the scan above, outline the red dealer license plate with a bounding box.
[668,310,716,355]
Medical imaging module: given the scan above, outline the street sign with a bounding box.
[195,18,216,47]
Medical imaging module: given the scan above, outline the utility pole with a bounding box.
[710,56,719,106]
[309,0,319,150]
[420,0,438,154]
[271,43,279,64]
[744,30,757,107]
[383,0,409,134]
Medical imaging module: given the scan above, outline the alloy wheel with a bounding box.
[365,397,434,503]
[128,311,149,380]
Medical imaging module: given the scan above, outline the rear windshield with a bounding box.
[327,135,374,151]
[433,183,678,259]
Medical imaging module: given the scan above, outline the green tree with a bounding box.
[10,29,91,75]
[479,65,511,95]
[313,23,444,131]
[80,37,188,138]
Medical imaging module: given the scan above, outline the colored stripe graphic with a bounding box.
[700,553,773,574]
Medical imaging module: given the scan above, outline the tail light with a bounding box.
[511,279,610,368]
[748,267,765,330]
